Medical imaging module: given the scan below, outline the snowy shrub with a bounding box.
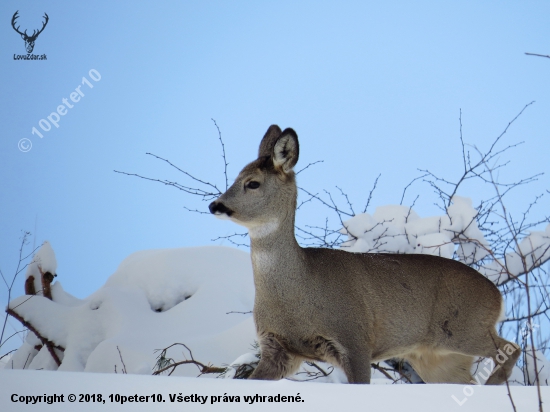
[3,244,257,376]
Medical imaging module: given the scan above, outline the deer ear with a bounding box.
[273,128,299,173]
[258,125,282,158]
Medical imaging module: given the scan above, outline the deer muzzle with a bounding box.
[209,201,234,217]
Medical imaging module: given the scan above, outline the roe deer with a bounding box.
[209,125,519,384]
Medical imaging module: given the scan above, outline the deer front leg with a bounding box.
[340,348,372,384]
[249,333,302,381]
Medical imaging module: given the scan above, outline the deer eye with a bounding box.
[246,181,260,189]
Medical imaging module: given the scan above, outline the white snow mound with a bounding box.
[7,246,256,376]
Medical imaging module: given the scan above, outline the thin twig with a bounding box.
[296,160,324,175]
[117,346,127,374]
[211,119,229,190]
[153,343,226,376]
[525,52,550,59]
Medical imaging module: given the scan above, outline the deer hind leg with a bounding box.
[249,333,303,381]
[483,333,520,385]
[440,328,520,385]
[406,351,474,383]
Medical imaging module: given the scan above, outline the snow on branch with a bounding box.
[6,306,64,366]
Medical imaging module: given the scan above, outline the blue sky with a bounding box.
[1,0,549,328]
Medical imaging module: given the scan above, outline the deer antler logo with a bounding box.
[11,11,49,54]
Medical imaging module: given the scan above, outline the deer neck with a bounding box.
[248,208,302,277]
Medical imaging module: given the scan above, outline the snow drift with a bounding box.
[6,245,256,375]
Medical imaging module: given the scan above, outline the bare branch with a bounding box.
[6,308,64,366]
[153,343,225,376]
[211,232,249,248]
[400,173,429,206]
[525,52,550,59]
[336,186,355,216]
[296,160,324,175]
[364,174,381,213]
[116,346,127,374]
[211,118,229,191]
[0,349,17,362]
[113,170,221,201]
[1,232,40,356]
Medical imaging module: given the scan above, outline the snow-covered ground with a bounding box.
[1,369,549,411]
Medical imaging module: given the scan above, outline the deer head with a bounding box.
[12,11,49,54]
[209,125,300,238]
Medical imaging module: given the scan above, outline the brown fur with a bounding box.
[209,125,519,384]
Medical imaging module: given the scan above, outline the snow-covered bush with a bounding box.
[3,244,256,375]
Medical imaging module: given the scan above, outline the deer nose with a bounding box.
[209,201,233,216]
